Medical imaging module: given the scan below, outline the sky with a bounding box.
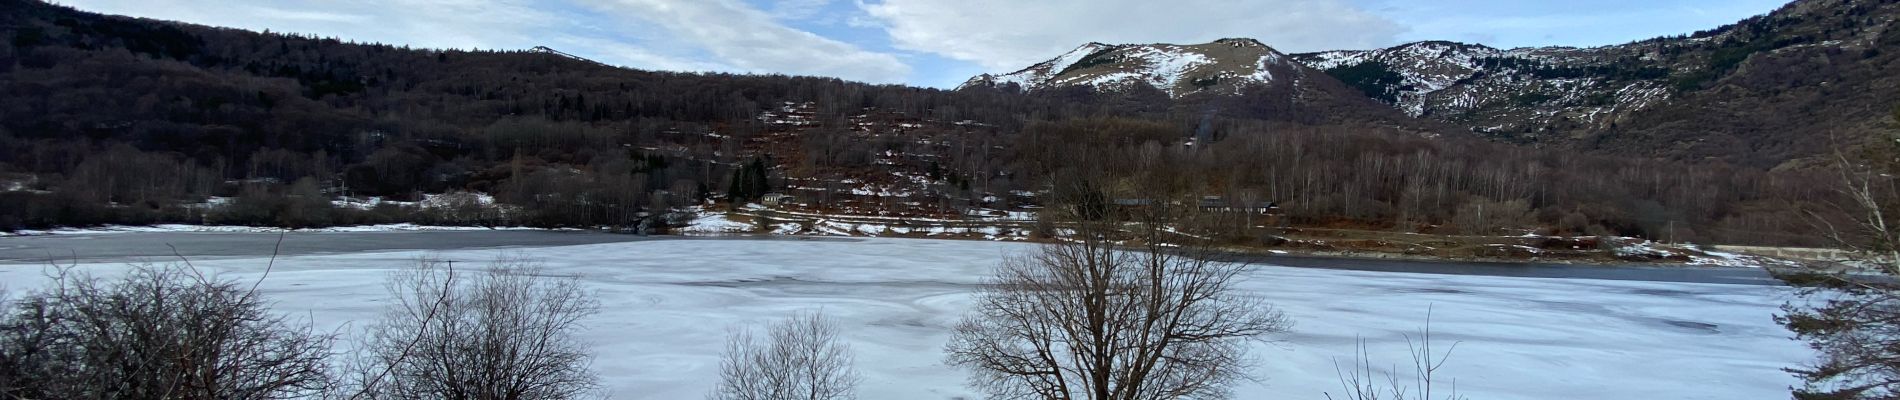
[52,0,1794,88]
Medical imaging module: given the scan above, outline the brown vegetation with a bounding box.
[0,0,1859,248]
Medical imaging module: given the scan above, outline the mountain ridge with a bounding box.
[959,38,1303,98]
[962,0,1900,167]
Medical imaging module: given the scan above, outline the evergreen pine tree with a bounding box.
[748,158,770,199]
[726,158,772,204]
[727,166,750,203]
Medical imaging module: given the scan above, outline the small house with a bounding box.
[761,193,795,206]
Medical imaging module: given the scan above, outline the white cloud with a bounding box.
[580,0,912,83]
[61,0,576,52]
[239,6,367,24]
[860,0,1405,72]
[766,0,836,21]
[61,0,911,84]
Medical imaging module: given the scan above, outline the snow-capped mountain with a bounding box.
[961,0,1900,168]
[1289,0,1898,160]
[1296,41,1511,118]
[959,38,1308,98]
[959,37,1679,135]
[1291,41,1677,137]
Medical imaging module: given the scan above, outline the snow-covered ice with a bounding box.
[0,223,551,237]
[676,212,755,234]
[0,237,1807,400]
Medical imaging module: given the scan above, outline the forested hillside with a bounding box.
[0,0,1853,246]
[1297,0,1900,167]
[969,0,1900,169]
[0,0,1088,229]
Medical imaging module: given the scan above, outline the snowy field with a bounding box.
[0,237,1808,399]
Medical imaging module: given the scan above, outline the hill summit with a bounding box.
[959,38,1310,98]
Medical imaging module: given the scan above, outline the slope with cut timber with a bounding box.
[960,39,1310,98]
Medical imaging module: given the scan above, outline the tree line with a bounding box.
[1003,117,1840,246]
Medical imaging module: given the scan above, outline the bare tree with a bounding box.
[709,311,861,400]
[0,263,335,399]
[944,196,1290,400]
[1777,107,1900,400]
[1449,199,1532,236]
[351,256,601,400]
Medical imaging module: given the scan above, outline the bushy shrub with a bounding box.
[0,264,335,399]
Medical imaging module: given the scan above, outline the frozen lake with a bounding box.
[0,233,1809,399]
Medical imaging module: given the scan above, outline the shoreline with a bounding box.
[0,229,1784,286]
[4,222,1798,270]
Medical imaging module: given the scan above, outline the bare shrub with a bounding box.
[944,201,1290,400]
[351,256,601,400]
[0,263,334,399]
[709,311,860,400]
[1326,311,1469,400]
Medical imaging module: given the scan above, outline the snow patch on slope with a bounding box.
[964,40,1292,98]
[972,42,1112,90]
[1132,47,1212,96]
